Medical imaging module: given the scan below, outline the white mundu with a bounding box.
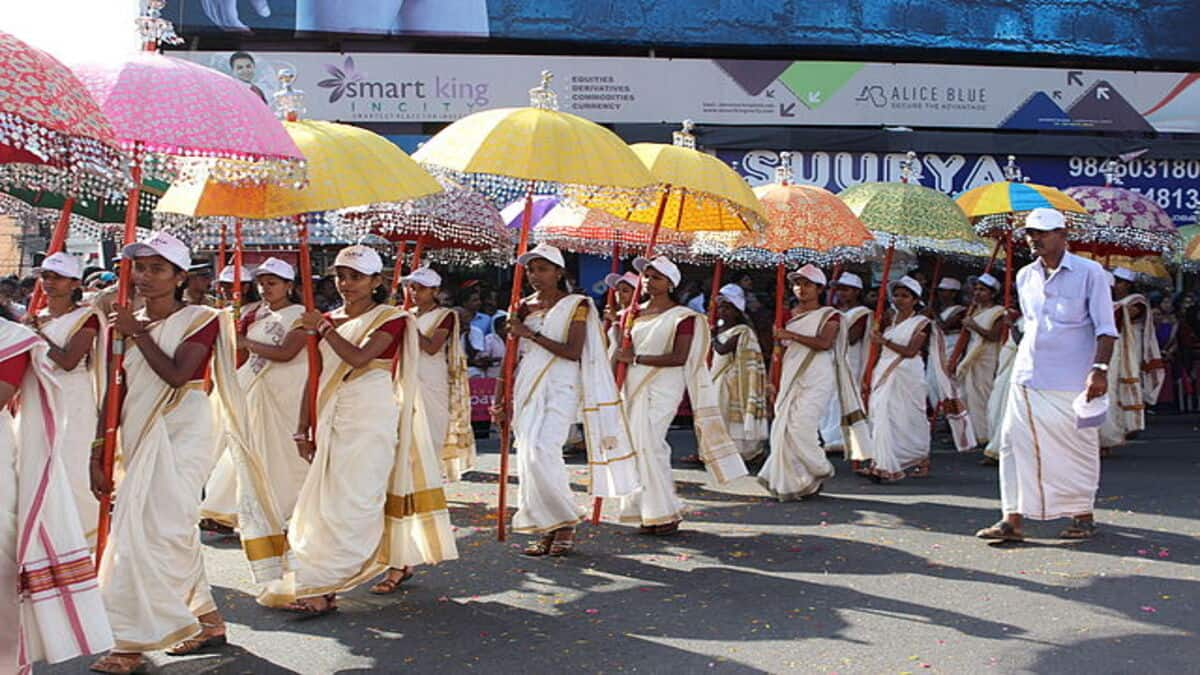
[260,305,457,606]
[758,308,838,500]
[412,306,475,482]
[618,306,747,526]
[512,295,638,534]
[101,306,284,652]
[819,306,870,454]
[35,305,105,547]
[202,303,309,527]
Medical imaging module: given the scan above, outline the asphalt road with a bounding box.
[50,415,1200,674]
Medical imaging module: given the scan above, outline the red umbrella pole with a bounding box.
[707,259,724,331]
[594,187,671,526]
[497,184,536,541]
[768,262,787,395]
[232,219,244,320]
[27,197,75,316]
[95,165,141,565]
[295,215,320,444]
[391,241,408,305]
[860,242,895,411]
[602,241,621,333]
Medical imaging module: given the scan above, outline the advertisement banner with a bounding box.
[176,1,488,37]
[183,51,1200,133]
[722,150,1199,227]
[469,377,496,423]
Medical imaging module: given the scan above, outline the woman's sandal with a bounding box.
[89,652,146,674]
[548,527,575,556]
[283,594,338,618]
[523,533,556,556]
[1059,518,1098,540]
[369,568,414,594]
[909,461,932,478]
[975,521,1024,542]
[165,621,228,656]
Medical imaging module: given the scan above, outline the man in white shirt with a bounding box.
[976,208,1117,543]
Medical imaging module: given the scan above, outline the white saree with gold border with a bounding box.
[954,305,1004,447]
[757,308,837,500]
[983,335,1019,460]
[512,296,638,534]
[618,306,747,527]
[260,305,456,606]
[201,303,309,527]
[819,306,870,454]
[412,307,475,483]
[1,320,112,672]
[869,314,934,478]
[101,305,283,652]
[35,305,106,548]
[1100,295,1151,447]
[710,323,769,461]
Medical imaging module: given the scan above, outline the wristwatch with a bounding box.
[1091,362,1109,372]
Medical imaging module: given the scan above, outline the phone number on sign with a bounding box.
[1069,157,1200,180]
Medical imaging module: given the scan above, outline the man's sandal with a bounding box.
[1059,518,1097,540]
[975,521,1024,542]
[548,527,575,556]
[369,568,414,594]
[653,521,681,537]
[165,621,228,656]
[89,652,146,674]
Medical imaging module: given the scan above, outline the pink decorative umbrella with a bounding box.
[75,1,305,564]
[1063,183,1179,258]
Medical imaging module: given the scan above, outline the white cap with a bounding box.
[889,275,923,300]
[787,263,827,287]
[253,257,295,281]
[937,277,962,291]
[121,230,191,272]
[1073,390,1108,429]
[717,283,746,312]
[517,243,566,269]
[1113,267,1137,283]
[333,245,383,275]
[218,265,252,284]
[605,271,639,290]
[835,272,863,289]
[1025,207,1066,231]
[37,252,82,279]
[975,272,1000,290]
[401,266,443,288]
[632,255,682,288]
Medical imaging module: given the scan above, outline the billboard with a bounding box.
[182,51,1200,133]
[172,1,1200,63]
[722,150,1198,227]
[176,0,488,36]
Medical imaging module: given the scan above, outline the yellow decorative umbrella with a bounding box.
[1079,252,1171,279]
[412,71,657,540]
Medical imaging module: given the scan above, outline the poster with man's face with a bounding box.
[180,0,490,37]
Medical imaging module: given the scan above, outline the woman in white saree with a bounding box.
[710,283,769,462]
[758,265,840,499]
[615,256,747,536]
[867,276,935,483]
[29,253,104,548]
[951,273,1005,449]
[200,258,310,530]
[401,267,475,483]
[1,317,112,673]
[93,232,282,673]
[493,245,638,556]
[263,245,456,612]
[818,273,872,466]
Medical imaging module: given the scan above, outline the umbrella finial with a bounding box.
[776,151,793,186]
[529,71,558,111]
[899,151,922,184]
[1003,155,1024,182]
[273,68,306,122]
[135,0,183,52]
[673,120,696,149]
[1100,158,1123,186]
